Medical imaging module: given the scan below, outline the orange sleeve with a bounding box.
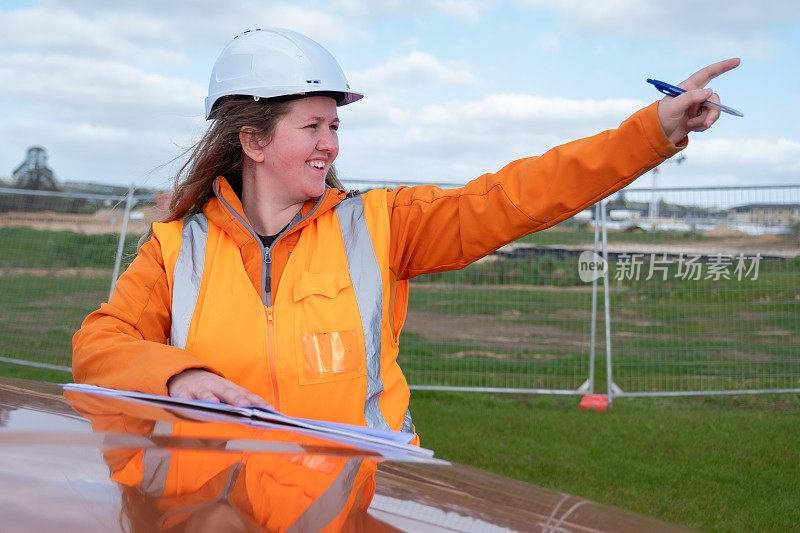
[387,102,685,279]
[71,233,221,395]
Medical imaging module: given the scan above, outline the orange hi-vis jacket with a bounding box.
[72,102,684,435]
[158,181,413,433]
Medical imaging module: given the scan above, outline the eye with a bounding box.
[330,123,339,131]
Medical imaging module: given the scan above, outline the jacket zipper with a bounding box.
[211,179,333,414]
[264,249,280,411]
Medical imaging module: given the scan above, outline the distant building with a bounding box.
[604,194,649,219]
[729,203,800,227]
[12,146,58,191]
[608,209,642,221]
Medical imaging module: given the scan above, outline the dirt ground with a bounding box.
[0,267,109,278]
[402,311,591,358]
[0,207,163,235]
[608,232,799,257]
[2,210,797,255]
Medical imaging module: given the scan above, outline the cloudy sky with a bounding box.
[1,0,799,190]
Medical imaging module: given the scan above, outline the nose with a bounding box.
[316,128,338,154]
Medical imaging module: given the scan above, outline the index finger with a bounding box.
[217,384,272,408]
[230,392,272,409]
[679,58,741,90]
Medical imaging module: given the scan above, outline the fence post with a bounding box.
[600,199,615,405]
[588,203,602,395]
[109,184,136,301]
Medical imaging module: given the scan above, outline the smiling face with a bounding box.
[258,95,340,207]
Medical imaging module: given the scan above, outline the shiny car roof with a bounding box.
[0,378,693,532]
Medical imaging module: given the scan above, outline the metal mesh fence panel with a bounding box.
[399,224,600,393]
[1,180,798,397]
[344,180,598,393]
[601,185,800,396]
[0,187,156,372]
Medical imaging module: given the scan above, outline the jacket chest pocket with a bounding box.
[292,272,367,385]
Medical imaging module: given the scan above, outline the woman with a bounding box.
[73,28,739,438]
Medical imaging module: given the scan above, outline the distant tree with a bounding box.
[12,146,59,191]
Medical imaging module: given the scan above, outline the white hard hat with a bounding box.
[205,28,363,119]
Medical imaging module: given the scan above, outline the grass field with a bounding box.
[401,252,800,393]
[1,226,798,392]
[1,226,799,531]
[410,391,800,532]
[0,276,110,365]
[0,226,138,268]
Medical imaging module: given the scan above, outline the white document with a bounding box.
[63,383,436,461]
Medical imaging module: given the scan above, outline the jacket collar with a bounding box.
[204,176,346,249]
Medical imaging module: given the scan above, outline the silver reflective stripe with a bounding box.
[401,408,414,433]
[171,213,209,349]
[286,459,363,533]
[140,420,173,497]
[335,197,389,431]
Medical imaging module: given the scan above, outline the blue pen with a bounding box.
[647,78,743,117]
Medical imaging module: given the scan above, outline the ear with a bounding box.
[239,127,266,163]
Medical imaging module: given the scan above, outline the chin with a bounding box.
[303,180,328,199]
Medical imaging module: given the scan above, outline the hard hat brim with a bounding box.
[204,89,363,120]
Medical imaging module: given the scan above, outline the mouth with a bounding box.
[306,160,326,172]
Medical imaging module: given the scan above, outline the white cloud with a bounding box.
[0,2,357,61]
[536,33,560,52]
[0,115,194,187]
[516,0,800,32]
[1,0,797,191]
[687,138,800,179]
[436,0,482,22]
[338,93,800,188]
[0,6,183,65]
[335,0,484,21]
[351,52,479,90]
[340,94,412,128]
[0,53,205,129]
[232,4,361,45]
[337,93,647,183]
[415,94,642,130]
[514,0,800,56]
[0,1,363,187]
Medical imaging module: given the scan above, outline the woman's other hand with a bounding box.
[657,58,741,145]
[167,369,272,408]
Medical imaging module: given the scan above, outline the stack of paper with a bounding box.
[62,383,437,461]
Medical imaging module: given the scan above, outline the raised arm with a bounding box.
[387,102,680,279]
[387,60,741,280]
